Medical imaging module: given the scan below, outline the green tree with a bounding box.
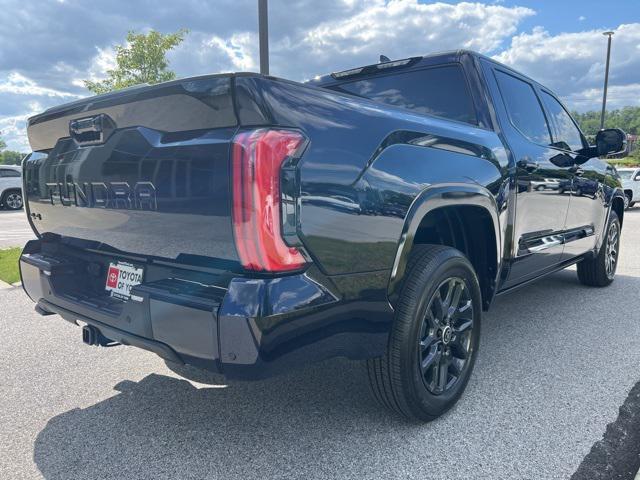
[0,151,24,165]
[84,29,188,95]
[573,107,640,136]
[0,135,6,151]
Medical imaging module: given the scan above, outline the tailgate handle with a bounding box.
[69,114,115,145]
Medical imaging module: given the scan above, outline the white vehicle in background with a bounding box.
[531,178,560,191]
[0,165,23,210]
[617,167,640,209]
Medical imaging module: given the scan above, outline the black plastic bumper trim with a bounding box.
[37,299,184,365]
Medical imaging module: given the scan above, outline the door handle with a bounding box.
[517,159,539,172]
[569,165,584,176]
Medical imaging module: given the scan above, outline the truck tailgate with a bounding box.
[24,75,240,265]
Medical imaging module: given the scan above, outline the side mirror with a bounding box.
[596,128,627,156]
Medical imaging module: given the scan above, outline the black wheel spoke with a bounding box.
[437,356,449,391]
[421,346,441,373]
[432,292,445,321]
[450,336,468,360]
[447,281,464,318]
[420,334,438,352]
[453,317,473,334]
[449,357,464,377]
[442,279,456,309]
[425,307,440,329]
[417,276,475,395]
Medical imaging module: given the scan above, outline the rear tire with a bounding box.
[624,193,631,210]
[577,211,621,287]
[366,245,482,422]
[2,190,23,210]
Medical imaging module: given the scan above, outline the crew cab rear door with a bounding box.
[483,61,572,287]
[537,89,606,259]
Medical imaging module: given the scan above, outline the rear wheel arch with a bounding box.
[388,185,501,310]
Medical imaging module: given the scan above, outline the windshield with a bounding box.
[618,170,635,179]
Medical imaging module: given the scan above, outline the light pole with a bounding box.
[258,0,269,75]
[600,31,614,130]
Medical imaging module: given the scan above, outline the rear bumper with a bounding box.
[20,239,393,380]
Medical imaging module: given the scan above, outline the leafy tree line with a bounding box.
[572,107,640,136]
[0,136,24,166]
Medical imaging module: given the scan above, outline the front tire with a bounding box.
[2,190,23,210]
[577,211,621,287]
[366,245,481,422]
[624,193,632,210]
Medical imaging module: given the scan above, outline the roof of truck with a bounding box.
[307,49,541,90]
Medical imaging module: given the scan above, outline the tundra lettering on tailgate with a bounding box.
[43,181,157,210]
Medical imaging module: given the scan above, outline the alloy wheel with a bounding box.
[418,277,474,395]
[605,221,619,279]
[6,193,22,210]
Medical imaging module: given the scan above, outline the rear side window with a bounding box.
[540,91,585,152]
[0,169,21,177]
[494,70,551,145]
[330,65,477,125]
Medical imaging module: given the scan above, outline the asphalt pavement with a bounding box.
[1,210,640,479]
[0,210,35,249]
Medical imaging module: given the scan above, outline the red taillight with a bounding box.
[232,129,307,272]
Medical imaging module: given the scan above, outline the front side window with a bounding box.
[540,91,585,152]
[329,65,478,125]
[0,169,21,177]
[494,70,551,145]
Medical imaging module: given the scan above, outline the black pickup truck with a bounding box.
[20,50,627,421]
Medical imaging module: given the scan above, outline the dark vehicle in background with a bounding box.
[19,50,626,421]
[559,176,600,197]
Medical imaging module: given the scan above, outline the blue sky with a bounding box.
[493,0,637,34]
[0,0,639,151]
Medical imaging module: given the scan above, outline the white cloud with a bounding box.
[73,47,117,87]
[1,1,639,151]
[0,72,79,98]
[203,33,257,71]
[0,102,43,152]
[565,83,640,111]
[494,23,640,110]
[297,1,534,76]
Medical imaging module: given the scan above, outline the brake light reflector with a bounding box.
[232,129,307,272]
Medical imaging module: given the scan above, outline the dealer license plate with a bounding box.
[105,262,144,300]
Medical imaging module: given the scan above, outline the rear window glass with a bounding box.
[329,65,477,125]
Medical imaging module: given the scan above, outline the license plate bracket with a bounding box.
[105,261,144,300]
